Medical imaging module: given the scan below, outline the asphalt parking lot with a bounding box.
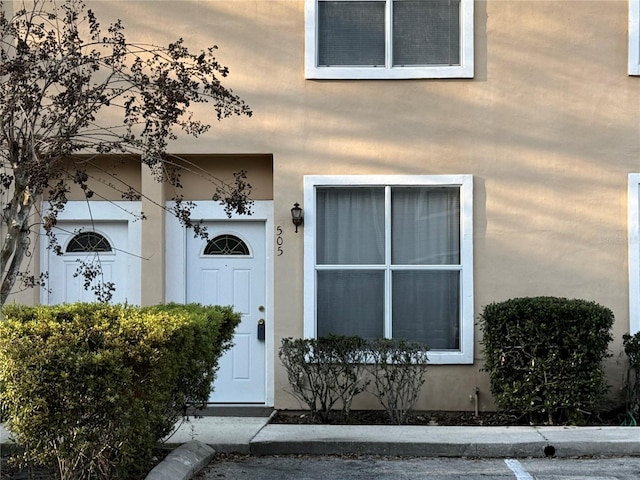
[195,454,640,480]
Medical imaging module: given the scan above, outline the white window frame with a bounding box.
[305,0,474,79]
[630,0,640,75]
[628,175,640,334]
[303,174,474,364]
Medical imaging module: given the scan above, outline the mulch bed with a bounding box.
[270,409,628,427]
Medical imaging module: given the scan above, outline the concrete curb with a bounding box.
[536,426,640,458]
[248,425,640,458]
[144,440,215,480]
[250,425,544,458]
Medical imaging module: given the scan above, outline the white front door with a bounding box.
[47,221,130,304]
[186,221,266,403]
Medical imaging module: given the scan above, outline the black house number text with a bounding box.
[276,226,284,256]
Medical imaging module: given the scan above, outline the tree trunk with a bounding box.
[1,160,36,307]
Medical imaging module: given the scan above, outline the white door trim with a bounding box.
[628,174,640,335]
[40,201,142,305]
[165,200,274,406]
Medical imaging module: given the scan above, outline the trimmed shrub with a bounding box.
[0,302,239,480]
[367,338,429,425]
[480,297,614,425]
[622,332,640,425]
[279,336,369,423]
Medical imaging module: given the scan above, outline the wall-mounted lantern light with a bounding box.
[291,202,304,233]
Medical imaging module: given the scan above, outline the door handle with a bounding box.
[257,319,265,341]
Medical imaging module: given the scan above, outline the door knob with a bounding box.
[257,319,265,341]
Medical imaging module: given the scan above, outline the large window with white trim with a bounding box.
[628,174,640,335]
[304,175,474,364]
[630,0,640,75]
[305,0,474,79]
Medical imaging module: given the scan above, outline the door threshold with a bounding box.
[187,405,274,417]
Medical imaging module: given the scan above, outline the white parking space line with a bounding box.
[505,459,534,480]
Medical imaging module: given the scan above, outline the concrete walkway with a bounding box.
[2,417,639,480]
[160,416,639,458]
[149,415,640,479]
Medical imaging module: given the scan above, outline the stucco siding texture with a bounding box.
[11,0,639,410]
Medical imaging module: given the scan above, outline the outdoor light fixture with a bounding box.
[291,202,303,233]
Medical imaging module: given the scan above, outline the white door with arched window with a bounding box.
[42,202,142,305]
[166,201,272,406]
[185,221,267,404]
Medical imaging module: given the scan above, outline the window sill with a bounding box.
[427,350,474,365]
[305,65,474,80]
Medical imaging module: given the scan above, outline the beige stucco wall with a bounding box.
[5,0,639,411]
[60,157,142,201]
[129,0,635,411]
[164,155,273,201]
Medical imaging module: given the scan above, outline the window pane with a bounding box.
[392,187,460,265]
[66,232,112,253]
[317,270,384,339]
[392,270,460,349]
[317,187,385,265]
[204,235,250,256]
[393,0,461,66]
[318,1,386,66]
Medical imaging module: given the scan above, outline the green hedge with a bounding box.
[479,296,613,425]
[0,303,240,480]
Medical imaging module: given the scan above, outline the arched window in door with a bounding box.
[204,234,250,256]
[65,231,112,253]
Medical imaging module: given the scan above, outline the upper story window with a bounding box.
[305,0,474,79]
[630,0,640,75]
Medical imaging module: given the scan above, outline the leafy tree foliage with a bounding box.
[0,0,252,306]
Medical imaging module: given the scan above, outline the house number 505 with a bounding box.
[276,226,284,256]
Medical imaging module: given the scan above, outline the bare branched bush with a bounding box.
[279,336,429,424]
[367,339,429,425]
[279,336,370,423]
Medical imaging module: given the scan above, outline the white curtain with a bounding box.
[392,187,460,265]
[317,187,385,265]
[392,270,460,349]
[315,186,460,348]
[316,188,385,338]
[391,187,460,348]
[317,270,385,339]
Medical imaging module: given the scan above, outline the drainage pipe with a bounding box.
[473,387,479,417]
